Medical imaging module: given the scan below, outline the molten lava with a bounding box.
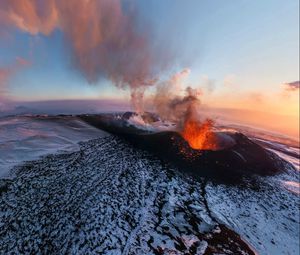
[181,118,219,150]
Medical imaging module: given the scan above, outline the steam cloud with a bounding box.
[0,0,170,112]
[153,69,223,150]
[154,68,203,127]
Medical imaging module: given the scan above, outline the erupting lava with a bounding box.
[151,68,223,151]
[181,118,219,151]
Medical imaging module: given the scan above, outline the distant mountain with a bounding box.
[0,99,130,117]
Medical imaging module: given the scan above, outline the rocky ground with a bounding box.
[0,135,299,255]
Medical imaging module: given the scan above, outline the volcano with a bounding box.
[79,113,289,181]
[0,114,298,254]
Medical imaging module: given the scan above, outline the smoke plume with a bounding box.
[154,68,200,125]
[153,69,220,150]
[0,0,169,111]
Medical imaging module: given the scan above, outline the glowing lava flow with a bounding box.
[181,118,219,151]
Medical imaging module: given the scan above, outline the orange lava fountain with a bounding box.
[181,118,219,150]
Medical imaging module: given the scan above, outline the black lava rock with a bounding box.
[79,114,289,181]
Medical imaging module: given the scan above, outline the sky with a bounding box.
[0,0,299,121]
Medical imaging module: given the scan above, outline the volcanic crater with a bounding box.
[79,112,291,182]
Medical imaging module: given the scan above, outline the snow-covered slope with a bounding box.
[0,115,107,177]
[1,136,256,254]
[0,115,299,254]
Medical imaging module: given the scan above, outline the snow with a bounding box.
[0,114,299,254]
[205,170,300,255]
[0,115,107,177]
[0,135,256,254]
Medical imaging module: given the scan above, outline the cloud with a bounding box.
[0,0,173,112]
[0,57,31,101]
[15,57,31,67]
[0,0,58,35]
[283,81,300,92]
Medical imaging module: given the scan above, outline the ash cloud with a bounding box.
[0,0,171,111]
[153,69,203,127]
[152,69,223,150]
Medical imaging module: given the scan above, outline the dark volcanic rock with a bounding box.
[0,136,256,255]
[79,114,290,181]
[1,116,298,254]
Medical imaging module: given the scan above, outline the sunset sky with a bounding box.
[0,1,299,123]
